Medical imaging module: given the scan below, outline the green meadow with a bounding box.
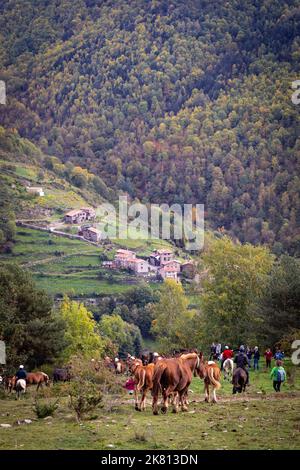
[1,362,299,450]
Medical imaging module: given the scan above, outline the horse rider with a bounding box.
[221,345,233,369]
[234,346,250,386]
[152,352,160,364]
[15,364,27,381]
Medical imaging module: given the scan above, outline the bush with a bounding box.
[33,399,59,418]
[69,382,103,422]
[67,355,122,422]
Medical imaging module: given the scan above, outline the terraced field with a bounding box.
[0,228,160,297]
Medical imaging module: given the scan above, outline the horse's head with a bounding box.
[42,372,50,386]
[194,352,206,378]
[7,376,16,392]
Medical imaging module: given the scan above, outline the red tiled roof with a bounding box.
[65,209,84,217]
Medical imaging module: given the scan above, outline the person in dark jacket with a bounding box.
[246,346,253,368]
[253,346,260,370]
[15,365,27,380]
[234,346,250,385]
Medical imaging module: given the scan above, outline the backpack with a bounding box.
[277,368,285,382]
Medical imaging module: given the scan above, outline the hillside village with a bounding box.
[103,248,195,282]
[62,207,196,281]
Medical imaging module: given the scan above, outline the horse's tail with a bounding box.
[208,366,221,389]
[136,368,146,391]
[151,363,166,397]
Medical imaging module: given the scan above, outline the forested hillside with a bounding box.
[0,0,299,253]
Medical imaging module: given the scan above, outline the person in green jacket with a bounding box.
[270,360,286,392]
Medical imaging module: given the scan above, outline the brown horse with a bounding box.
[197,353,221,403]
[129,358,155,411]
[26,372,50,390]
[151,352,201,415]
[5,376,15,393]
[232,367,247,394]
[8,371,49,393]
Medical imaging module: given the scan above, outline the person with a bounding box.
[15,365,27,380]
[246,346,253,368]
[210,342,216,360]
[234,346,250,385]
[215,343,222,359]
[253,346,260,370]
[274,349,285,361]
[264,348,273,368]
[221,345,233,370]
[124,377,135,395]
[270,360,286,392]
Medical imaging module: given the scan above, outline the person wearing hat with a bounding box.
[152,352,160,364]
[234,346,250,385]
[15,365,27,381]
[221,345,233,370]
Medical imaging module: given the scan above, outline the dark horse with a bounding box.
[53,367,71,382]
[232,367,247,394]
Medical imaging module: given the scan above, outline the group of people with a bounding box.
[210,343,287,392]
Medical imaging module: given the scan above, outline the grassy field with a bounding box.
[0,362,299,450]
[0,228,153,296]
[0,228,172,297]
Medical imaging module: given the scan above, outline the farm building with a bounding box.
[149,248,174,266]
[80,226,102,243]
[26,186,44,196]
[64,207,95,224]
[181,261,196,279]
[161,259,181,272]
[159,265,179,282]
[127,258,151,274]
[114,249,136,268]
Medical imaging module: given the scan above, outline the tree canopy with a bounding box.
[0,0,299,253]
[0,264,65,370]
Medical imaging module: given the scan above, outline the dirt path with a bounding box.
[118,390,300,407]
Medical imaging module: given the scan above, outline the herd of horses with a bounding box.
[128,352,222,414]
[2,372,50,399]
[1,351,248,412]
[122,350,247,414]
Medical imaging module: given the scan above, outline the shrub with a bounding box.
[69,382,103,423]
[33,399,59,419]
[67,355,122,422]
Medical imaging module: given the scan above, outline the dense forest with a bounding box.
[0,0,299,253]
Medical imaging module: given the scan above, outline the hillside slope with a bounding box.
[0,0,299,253]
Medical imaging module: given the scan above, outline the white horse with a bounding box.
[223,358,234,381]
[15,379,26,400]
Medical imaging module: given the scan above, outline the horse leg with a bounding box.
[152,392,159,416]
[140,388,148,411]
[171,392,179,413]
[161,388,171,414]
[204,383,209,402]
[180,390,188,412]
[212,386,218,403]
[134,386,140,411]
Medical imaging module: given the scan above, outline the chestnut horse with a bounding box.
[129,358,155,411]
[8,371,49,394]
[197,354,221,403]
[26,372,50,390]
[151,352,202,415]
